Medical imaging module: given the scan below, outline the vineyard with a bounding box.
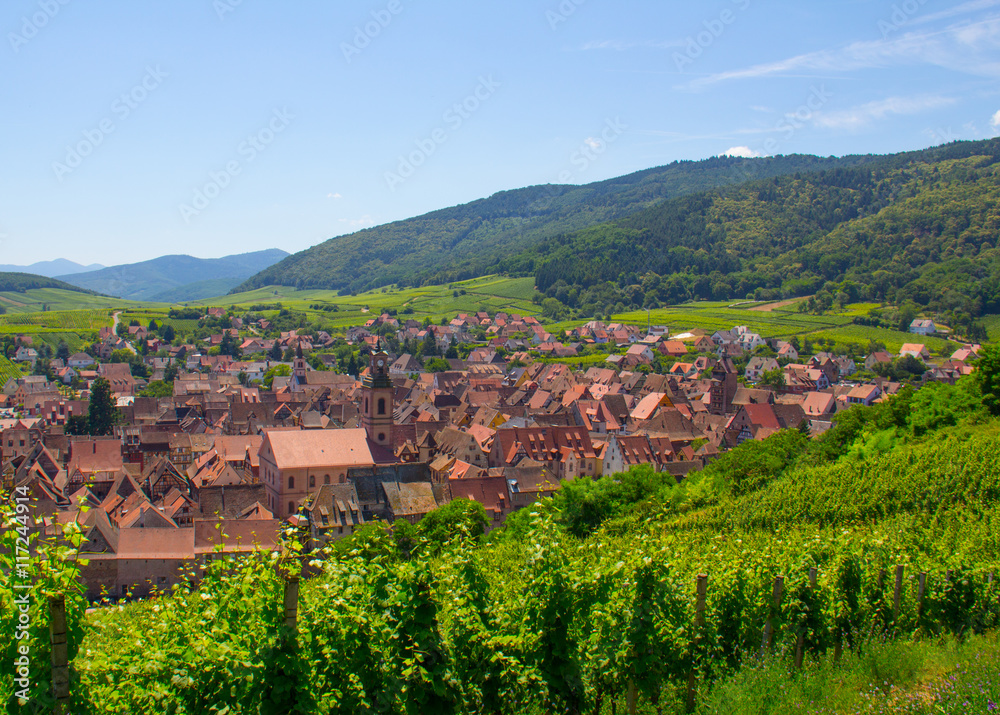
[0,310,112,333]
[3,375,1000,713]
[0,355,23,385]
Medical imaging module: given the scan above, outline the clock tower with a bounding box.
[362,341,394,449]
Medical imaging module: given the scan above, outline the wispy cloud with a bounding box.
[724,146,762,158]
[814,94,956,129]
[682,17,1000,90]
[578,39,685,51]
[913,0,1000,25]
[327,192,342,199]
[339,215,374,228]
[991,109,1000,128]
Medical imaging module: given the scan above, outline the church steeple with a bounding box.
[362,342,393,448]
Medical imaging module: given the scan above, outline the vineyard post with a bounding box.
[685,574,708,713]
[916,572,927,620]
[284,577,299,632]
[794,568,817,670]
[892,565,904,623]
[50,595,70,714]
[760,575,784,657]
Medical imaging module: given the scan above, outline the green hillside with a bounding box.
[234,154,884,294]
[58,249,288,301]
[0,272,100,297]
[513,140,1000,337]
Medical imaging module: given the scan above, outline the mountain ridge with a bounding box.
[58,249,289,302]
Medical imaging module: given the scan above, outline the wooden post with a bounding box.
[283,577,299,633]
[794,568,818,670]
[50,596,70,714]
[893,565,904,622]
[761,576,784,656]
[686,574,708,712]
[916,572,927,619]
[687,573,708,712]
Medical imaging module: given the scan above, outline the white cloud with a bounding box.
[327,192,343,199]
[682,17,1000,90]
[813,94,956,129]
[579,39,684,51]
[913,0,1000,25]
[723,146,762,158]
[338,215,374,228]
[584,137,602,150]
[992,109,1000,128]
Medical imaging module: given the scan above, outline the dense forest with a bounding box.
[515,142,1000,334]
[233,153,883,294]
[0,272,98,295]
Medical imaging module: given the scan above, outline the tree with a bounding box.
[424,357,450,373]
[445,337,459,359]
[56,340,70,362]
[975,345,1000,415]
[138,380,174,399]
[269,342,283,361]
[417,499,488,551]
[262,364,291,389]
[422,331,438,357]
[161,324,175,343]
[760,367,786,391]
[87,377,118,436]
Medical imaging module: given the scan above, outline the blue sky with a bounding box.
[3,0,1000,267]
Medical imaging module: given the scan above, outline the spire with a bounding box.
[375,337,383,353]
[296,342,303,359]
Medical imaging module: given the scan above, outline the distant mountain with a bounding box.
[0,259,104,277]
[0,272,101,295]
[234,153,885,294]
[58,249,289,302]
[146,277,251,304]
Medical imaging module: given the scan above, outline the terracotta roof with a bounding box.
[261,428,375,470]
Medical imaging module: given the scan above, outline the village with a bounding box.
[2,307,979,601]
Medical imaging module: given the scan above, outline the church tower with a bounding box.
[362,341,394,449]
[292,343,307,392]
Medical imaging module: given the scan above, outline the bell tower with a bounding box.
[362,341,394,449]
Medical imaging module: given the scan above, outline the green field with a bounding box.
[0,288,149,314]
[0,355,23,385]
[0,279,989,357]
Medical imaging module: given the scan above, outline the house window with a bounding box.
[288,501,294,516]
[377,397,386,415]
[324,475,330,485]
[309,475,315,488]
[288,476,295,489]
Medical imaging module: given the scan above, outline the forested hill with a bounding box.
[510,139,1000,332]
[233,153,882,294]
[0,272,100,295]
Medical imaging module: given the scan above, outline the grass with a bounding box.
[808,325,956,355]
[693,631,1000,715]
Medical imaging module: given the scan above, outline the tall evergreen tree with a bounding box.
[87,377,118,436]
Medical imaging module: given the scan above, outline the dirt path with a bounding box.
[747,298,805,312]
[0,295,27,307]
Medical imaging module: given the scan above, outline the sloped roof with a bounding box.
[261,428,375,470]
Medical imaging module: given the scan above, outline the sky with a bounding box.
[2,0,1000,268]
